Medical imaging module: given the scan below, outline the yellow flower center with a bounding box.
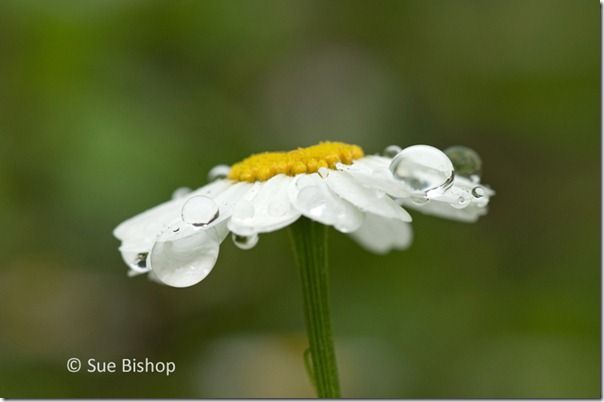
[228,141,365,182]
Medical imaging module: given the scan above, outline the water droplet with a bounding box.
[208,164,230,182]
[135,252,148,269]
[471,186,486,198]
[411,194,429,205]
[444,146,482,178]
[383,145,402,158]
[233,199,255,221]
[172,187,192,199]
[150,224,220,287]
[268,200,289,217]
[451,192,471,209]
[389,145,454,195]
[181,196,219,227]
[232,233,259,250]
[318,167,330,178]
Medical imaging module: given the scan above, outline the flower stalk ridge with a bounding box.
[113,141,494,397]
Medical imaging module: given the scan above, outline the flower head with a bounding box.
[113,141,493,287]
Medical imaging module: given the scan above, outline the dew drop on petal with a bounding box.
[268,200,289,217]
[232,199,255,221]
[208,164,230,182]
[318,167,330,178]
[181,196,219,227]
[232,233,259,250]
[444,146,482,178]
[451,192,472,209]
[382,145,402,158]
[172,187,192,199]
[150,224,220,287]
[389,145,454,195]
[471,186,486,198]
[411,194,429,205]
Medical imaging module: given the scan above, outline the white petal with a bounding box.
[288,173,364,233]
[228,174,301,235]
[149,221,228,288]
[349,213,413,254]
[398,175,492,222]
[325,170,412,222]
[336,156,411,198]
[399,198,487,223]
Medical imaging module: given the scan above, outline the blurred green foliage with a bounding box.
[0,0,599,397]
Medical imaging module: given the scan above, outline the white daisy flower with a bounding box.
[113,142,493,287]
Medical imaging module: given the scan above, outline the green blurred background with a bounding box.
[0,0,600,397]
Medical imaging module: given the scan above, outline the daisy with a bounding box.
[114,141,492,287]
[113,141,493,398]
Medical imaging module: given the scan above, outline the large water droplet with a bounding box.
[232,233,258,250]
[149,224,220,287]
[172,187,192,200]
[382,145,402,158]
[389,145,454,195]
[444,146,482,178]
[208,164,230,182]
[181,196,219,227]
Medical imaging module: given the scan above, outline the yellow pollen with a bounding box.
[228,141,365,182]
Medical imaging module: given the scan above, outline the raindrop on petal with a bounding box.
[172,187,192,199]
[411,194,429,205]
[232,233,259,250]
[471,186,486,198]
[181,196,219,227]
[382,145,402,158]
[208,164,231,182]
[451,192,472,209]
[268,200,289,217]
[389,145,454,195]
[149,224,220,287]
[232,199,255,221]
[318,167,330,178]
[444,146,482,178]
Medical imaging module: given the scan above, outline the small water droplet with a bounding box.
[383,145,402,158]
[318,167,330,178]
[181,196,219,227]
[411,194,429,205]
[135,252,148,269]
[471,186,486,198]
[268,200,289,217]
[444,146,482,178]
[232,233,259,250]
[233,200,255,221]
[172,187,192,199]
[389,145,454,195]
[451,192,471,209]
[208,164,230,182]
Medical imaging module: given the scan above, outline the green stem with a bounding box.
[289,218,341,398]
